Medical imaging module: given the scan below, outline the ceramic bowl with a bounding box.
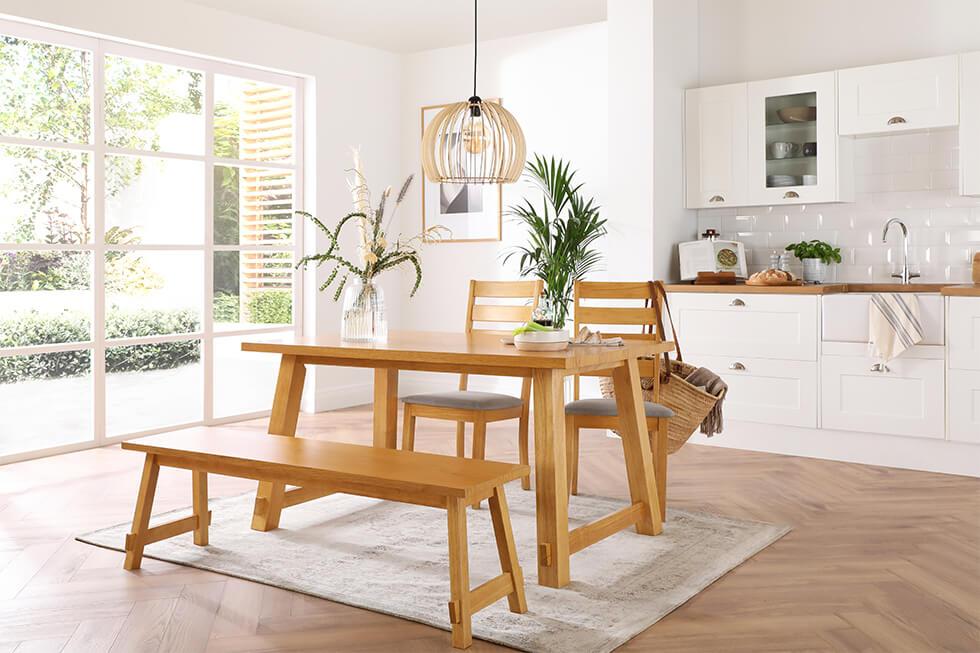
[513,329,569,351]
[777,106,817,123]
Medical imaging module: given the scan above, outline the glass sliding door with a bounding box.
[0,20,303,463]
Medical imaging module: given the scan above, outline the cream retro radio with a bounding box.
[678,236,747,280]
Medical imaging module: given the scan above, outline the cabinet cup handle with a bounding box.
[729,362,746,371]
[708,195,725,203]
[887,116,907,125]
[729,298,745,307]
[870,363,891,373]
[783,190,800,199]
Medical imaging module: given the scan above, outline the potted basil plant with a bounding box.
[784,240,842,283]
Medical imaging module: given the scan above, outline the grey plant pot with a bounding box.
[801,258,826,283]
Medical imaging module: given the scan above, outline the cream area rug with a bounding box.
[78,485,789,653]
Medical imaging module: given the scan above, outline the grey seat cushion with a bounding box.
[402,390,523,411]
[565,398,674,418]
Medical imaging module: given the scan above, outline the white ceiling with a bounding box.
[185,0,607,53]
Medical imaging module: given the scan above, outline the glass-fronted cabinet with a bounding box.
[747,71,851,205]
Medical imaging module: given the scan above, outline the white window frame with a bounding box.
[0,19,305,464]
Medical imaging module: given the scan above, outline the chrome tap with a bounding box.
[881,218,920,284]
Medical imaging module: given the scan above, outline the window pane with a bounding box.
[104,55,203,155]
[214,75,293,161]
[106,340,202,436]
[0,146,92,244]
[213,250,293,330]
[0,35,91,144]
[106,251,202,338]
[214,165,293,245]
[0,350,92,456]
[0,250,91,348]
[105,155,204,245]
[214,333,286,418]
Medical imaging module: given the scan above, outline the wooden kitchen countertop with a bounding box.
[940,284,980,297]
[663,282,964,294]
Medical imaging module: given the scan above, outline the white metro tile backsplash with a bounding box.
[696,130,980,283]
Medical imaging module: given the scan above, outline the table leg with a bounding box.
[251,354,306,531]
[611,357,663,535]
[373,368,399,449]
[531,368,570,588]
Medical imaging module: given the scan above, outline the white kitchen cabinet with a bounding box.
[669,293,819,360]
[822,293,945,345]
[838,55,958,135]
[685,83,748,208]
[948,297,980,371]
[694,355,817,428]
[947,370,980,444]
[961,52,980,197]
[822,354,945,439]
[747,71,852,206]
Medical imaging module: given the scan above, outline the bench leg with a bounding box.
[124,454,160,570]
[192,470,209,546]
[253,355,306,532]
[518,378,532,491]
[446,497,472,649]
[488,486,528,614]
[653,418,668,521]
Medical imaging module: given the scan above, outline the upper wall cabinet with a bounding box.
[685,84,748,209]
[961,52,980,197]
[747,71,851,206]
[838,55,958,135]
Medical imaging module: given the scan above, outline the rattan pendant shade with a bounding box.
[421,98,526,184]
[420,0,525,184]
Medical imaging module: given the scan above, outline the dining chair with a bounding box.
[565,280,673,518]
[401,279,543,491]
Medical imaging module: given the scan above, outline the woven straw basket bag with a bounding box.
[599,281,723,454]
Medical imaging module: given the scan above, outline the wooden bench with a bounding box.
[121,427,529,649]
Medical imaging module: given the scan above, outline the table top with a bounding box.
[242,330,674,371]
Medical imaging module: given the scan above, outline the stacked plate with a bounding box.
[513,329,569,352]
[767,175,800,187]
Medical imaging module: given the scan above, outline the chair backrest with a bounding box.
[464,280,544,334]
[572,281,666,392]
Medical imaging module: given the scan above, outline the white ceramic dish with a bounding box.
[513,329,569,352]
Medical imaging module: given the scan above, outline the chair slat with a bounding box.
[575,306,658,326]
[472,304,535,323]
[575,281,654,299]
[472,280,542,298]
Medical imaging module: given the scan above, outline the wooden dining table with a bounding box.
[241,330,674,588]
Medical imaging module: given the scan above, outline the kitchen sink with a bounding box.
[822,293,945,344]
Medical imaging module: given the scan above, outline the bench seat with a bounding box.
[120,427,528,649]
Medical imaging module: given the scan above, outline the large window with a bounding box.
[0,21,303,461]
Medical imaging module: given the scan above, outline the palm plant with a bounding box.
[504,154,607,329]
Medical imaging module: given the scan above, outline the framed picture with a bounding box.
[420,99,503,243]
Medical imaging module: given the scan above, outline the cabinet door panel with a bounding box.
[670,293,818,360]
[747,71,843,205]
[821,355,944,439]
[948,297,980,371]
[695,355,817,428]
[685,84,747,208]
[839,55,958,135]
[961,52,980,197]
[948,370,980,444]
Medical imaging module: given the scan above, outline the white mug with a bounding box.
[771,142,799,159]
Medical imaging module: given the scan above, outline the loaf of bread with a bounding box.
[749,268,795,284]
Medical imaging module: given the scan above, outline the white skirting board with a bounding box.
[687,421,980,478]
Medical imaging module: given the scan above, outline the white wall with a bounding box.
[697,0,980,85]
[0,0,402,411]
[396,22,610,333]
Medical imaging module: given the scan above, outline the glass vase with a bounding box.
[341,278,387,342]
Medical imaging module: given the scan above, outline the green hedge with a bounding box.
[212,292,240,323]
[245,290,291,324]
[0,308,201,384]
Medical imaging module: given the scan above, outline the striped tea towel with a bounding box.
[869,293,923,362]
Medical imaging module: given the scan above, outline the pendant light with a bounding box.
[421,0,526,184]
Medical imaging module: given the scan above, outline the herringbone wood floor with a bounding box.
[1,405,978,652]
